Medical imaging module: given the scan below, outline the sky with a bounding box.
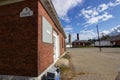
[52,0,120,41]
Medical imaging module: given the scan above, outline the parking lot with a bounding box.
[68,48,120,80]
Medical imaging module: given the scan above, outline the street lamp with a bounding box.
[96,24,101,52]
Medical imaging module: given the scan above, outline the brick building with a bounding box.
[106,35,120,46]
[0,0,66,80]
[72,33,90,47]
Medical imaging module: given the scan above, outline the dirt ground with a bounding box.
[67,48,120,80]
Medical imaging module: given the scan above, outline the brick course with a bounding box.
[0,0,65,77]
[38,1,65,75]
[0,0,38,77]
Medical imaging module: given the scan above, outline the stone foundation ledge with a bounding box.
[0,75,38,80]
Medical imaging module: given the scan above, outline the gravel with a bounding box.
[68,48,120,80]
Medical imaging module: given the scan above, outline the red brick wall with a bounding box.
[116,40,120,45]
[111,40,120,45]
[60,36,65,55]
[0,0,66,77]
[38,1,65,75]
[0,0,38,77]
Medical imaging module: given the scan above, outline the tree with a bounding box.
[88,39,97,43]
[101,35,110,40]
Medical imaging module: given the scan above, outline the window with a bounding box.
[42,16,52,43]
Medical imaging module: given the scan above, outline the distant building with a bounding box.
[94,35,120,47]
[106,35,120,46]
[94,41,112,47]
[72,33,90,47]
[72,40,90,47]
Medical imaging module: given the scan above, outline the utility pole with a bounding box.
[68,34,72,47]
[96,24,101,52]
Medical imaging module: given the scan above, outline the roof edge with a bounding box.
[0,0,24,6]
[40,0,66,38]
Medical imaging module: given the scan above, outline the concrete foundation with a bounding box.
[0,75,38,80]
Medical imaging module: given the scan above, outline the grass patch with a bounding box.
[62,53,71,59]
[60,66,74,80]
[58,53,75,80]
[77,72,87,75]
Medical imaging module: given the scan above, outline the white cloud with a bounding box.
[68,25,120,41]
[97,0,120,12]
[52,0,83,22]
[61,16,71,23]
[101,30,110,35]
[64,27,73,31]
[109,25,120,36]
[81,9,98,19]
[64,25,74,42]
[97,4,109,12]
[80,0,120,26]
[115,0,120,6]
[78,24,120,40]
[84,12,113,26]
[70,33,78,41]
[78,30,97,40]
[69,25,120,41]
[100,24,120,36]
[118,30,120,32]
[64,25,73,31]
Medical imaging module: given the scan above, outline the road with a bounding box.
[68,48,120,80]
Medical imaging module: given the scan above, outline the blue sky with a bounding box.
[52,0,120,41]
